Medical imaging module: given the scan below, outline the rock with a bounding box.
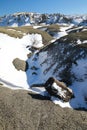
[12,58,28,71]
[0,86,87,130]
[45,77,74,102]
[0,83,3,86]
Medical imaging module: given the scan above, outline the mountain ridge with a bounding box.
[0,12,87,26]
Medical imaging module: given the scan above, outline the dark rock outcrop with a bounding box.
[45,77,74,102]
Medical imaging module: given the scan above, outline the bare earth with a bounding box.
[0,85,87,130]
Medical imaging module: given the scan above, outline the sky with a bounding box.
[0,0,87,16]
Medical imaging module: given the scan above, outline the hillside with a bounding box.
[0,12,87,109]
[0,12,87,130]
[0,20,87,108]
[0,26,53,45]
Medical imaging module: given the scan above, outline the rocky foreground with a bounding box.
[0,85,87,130]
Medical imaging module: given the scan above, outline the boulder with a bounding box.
[12,58,28,71]
[45,77,74,102]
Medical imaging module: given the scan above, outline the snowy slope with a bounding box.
[0,33,43,90]
[0,24,87,109]
[26,35,87,109]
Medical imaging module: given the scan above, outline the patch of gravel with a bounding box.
[0,86,87,130]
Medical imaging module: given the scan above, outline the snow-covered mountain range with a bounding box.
[0,12,87,26]
[0,12,87,110]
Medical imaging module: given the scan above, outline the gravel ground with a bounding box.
[0,85,87,130]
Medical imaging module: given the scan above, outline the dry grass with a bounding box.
[59,30,87,46]
[46,24,60,32]
[0,27,23,38]
[0,26,53,45]
[68,31,87,41]
[39,24,60,32]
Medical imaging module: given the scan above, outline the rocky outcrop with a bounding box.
[45,77,74,102]
[12,58,28,71]
[31,77,74,102]
[0,86,87,130]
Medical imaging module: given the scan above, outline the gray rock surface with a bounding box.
[0,86,87,130]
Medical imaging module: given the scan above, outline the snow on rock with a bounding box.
[33,26,42,29]
[0,27,87,109]
[1,12,87,27]
[77,39,82,44]
[54,25,73,39]
[83,40,87,44]
[77,39,87,44]
[51,96,71,108]
[66,26,83,33]
[54,31,67,39]
[52,82,67,98]
[30,34,43,48]
[60,25,74,32]
[11,23,18,27]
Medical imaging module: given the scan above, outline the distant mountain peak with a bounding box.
[0,12,87,27]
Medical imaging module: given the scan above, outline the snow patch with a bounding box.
[0,25,87,109]
[77,39,82,44]
[54,31,67,39]
[51,96,71,108]
[70,58,87,109]
[0,33,43,89]
[83,40,87,44]
[11,23,18,27]
[52,82,66,98]
[77,39,87,44]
